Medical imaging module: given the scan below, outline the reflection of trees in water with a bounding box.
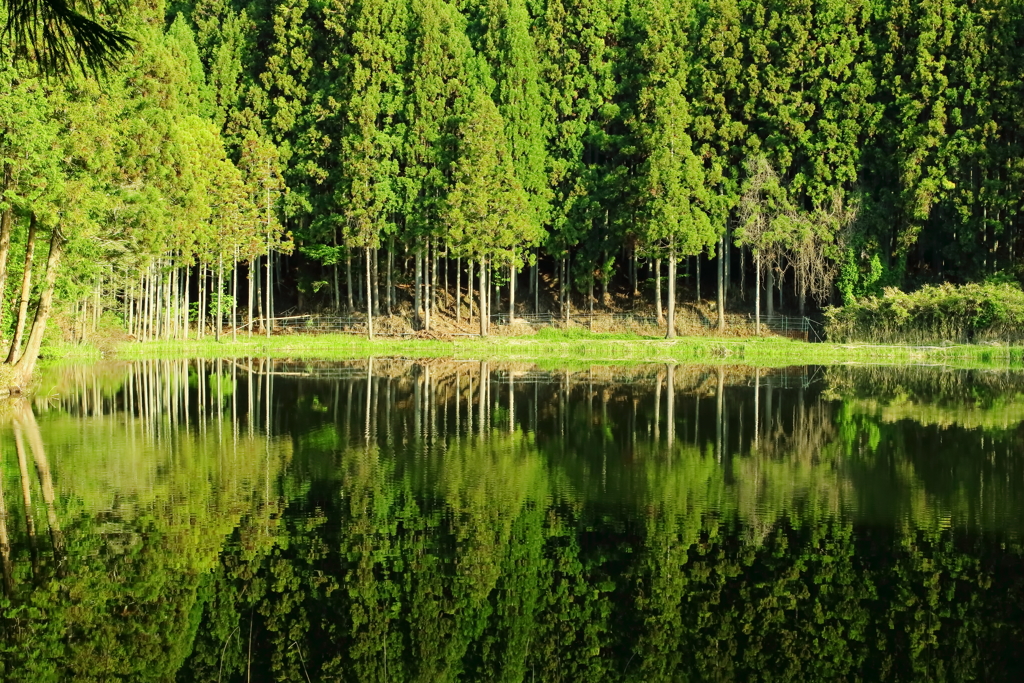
[0,362,288,681]
[2,360,1024,680]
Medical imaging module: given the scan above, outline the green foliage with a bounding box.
[445,89,540,265]
[825,282,1024,343]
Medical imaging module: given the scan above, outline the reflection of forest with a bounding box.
[0,360,1022,681]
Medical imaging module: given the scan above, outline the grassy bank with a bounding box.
[45,328,1024,369]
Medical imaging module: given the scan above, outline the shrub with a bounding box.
[824,282,1024,344]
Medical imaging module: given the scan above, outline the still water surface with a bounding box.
[1,359,1023,681]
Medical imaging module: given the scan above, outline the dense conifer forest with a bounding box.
[4,0,1024,349]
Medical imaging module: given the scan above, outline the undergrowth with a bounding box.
[825,282,1024,344]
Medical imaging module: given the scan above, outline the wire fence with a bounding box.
[230,310,818,339]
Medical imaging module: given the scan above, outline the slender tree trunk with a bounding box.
[198,266,206,340]
[12,228,63,384]
[655,258,663,324]
[216,254,223,342]
[479,256,487,337]
[127,282,134,339]
[566,252,572,323]
[509,260,515,324]
[767,266,775,317]
[717,235,726,332]
[696,254,701,301]
[456,256,461,324]
[372,246,380,317]
[265,250,272,338]
[254,257,264,331]
[799,274,806,318]
[6,213,37,364]
[666,246,676,339]
[168,263,177,339]
[332,230,340,312]
[333,260,340,313]
[415,250,422,330]
[778,269,784,310]
[365,247,374,340]
[387,237,394,315]
[755,254,762,335]
[468,259,474,319]
[432,241,439,324]
[346,251,354,312]
[247,259,255,338]
[533,248,539,314]
[161,266,170,339]
[232,252,238,342]
[183,266,190,341]
[425,240,431,331]
[740,246,747,300]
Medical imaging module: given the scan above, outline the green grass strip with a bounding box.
[45,330,1024,370]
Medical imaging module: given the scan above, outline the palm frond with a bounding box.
[2,0,134,75]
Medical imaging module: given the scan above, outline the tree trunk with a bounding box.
[767,266,775,317]
[415,249,422,330]
[216,254,223,342]
[778,269,785,310]
[425,240,431,331]
[509,261,515,324]
[432,241,439,324]
[183,266,190,341]
[346,251,354,312]
[198,266,206,339]
[468,259,475,319]
[456,256,461,324]
[387,236,394,315]
[755,254,762,335]
[696,254,701,301]
[563,256,571,324]
[232,253,238,342]
[247,258,255,338]
[799,273,806,318]
[372,246,380,317]
[265,250,272,337]
[666,246,676,339]
[366,247,374,340]
[12,228,63,384]
[479,256,487,337]
[717,235,726,332]
[632,247,638,297]
[6,213,37,364]
[533,249,539,314]
[655,258,663,324]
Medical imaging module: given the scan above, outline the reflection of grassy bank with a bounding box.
[79,329,1024,368]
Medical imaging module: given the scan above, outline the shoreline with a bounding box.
[40,331,1024,370]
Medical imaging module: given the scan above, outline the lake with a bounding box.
[1,359,1023,681]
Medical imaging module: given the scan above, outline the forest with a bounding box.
[3,0,1024,354]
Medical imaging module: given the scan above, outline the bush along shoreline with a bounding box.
[824,282,1024,345]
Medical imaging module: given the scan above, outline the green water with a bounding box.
[1,359,1023,681]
